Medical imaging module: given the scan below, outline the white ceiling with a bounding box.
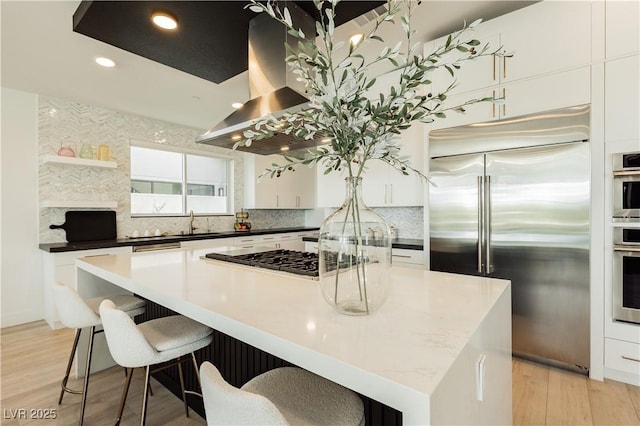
[1,0,534,132]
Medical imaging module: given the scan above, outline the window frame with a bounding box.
[130,140,234,217]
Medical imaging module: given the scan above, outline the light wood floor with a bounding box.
[2,321,639,425]
[1,321,204,425]
[512,357,640,426]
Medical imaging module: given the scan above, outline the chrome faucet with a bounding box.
[189,210,197,235]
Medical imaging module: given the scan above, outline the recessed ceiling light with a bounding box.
[95,57,116,68]
[231,135,242,141]
[151,11,178,30]
[349,33,364,47]
[231,102,243,109]
[280,146,290,152]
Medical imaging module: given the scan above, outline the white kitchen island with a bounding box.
[76,247,512,425]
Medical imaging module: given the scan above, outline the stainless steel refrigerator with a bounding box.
[428,105,591,372]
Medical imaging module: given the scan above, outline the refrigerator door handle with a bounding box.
[485,175,493,274]
[478,175,484,273]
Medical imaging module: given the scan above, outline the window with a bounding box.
[130,144,232,216]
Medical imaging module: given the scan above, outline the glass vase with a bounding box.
[318,176,392,315]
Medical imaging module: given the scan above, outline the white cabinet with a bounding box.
[315,141,424,210]
[361,122,425,207]
[391,248,425,269]
[315,68,426,208]
[606,0,640,59]
[358,69,425,207]
[494,1,591,84]
[604,337,640,386]
[605,55,640,143]
[246,154,316,209]
[232,232,309,251]
[431,66,591,130]
[427,1,592,131]
[316,166,348,208]
[304,241,319,253]
[304,240,424,269]
[42,246,131,329]
[181,237,233,250]
[428,1,592,99]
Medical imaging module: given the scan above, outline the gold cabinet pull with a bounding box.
[501,50,514,79]
[492,90,496,117]
[493,54,497,81]
[622,355,640,363]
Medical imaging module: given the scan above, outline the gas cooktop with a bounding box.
[204,248,319,278]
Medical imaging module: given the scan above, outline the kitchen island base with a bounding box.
[139,299,403,424]
[76,249,512,425]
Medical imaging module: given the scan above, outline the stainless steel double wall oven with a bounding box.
[613,152,640,325]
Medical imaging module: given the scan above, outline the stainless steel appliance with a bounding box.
[613,152,640,219]
[196,4,319,155]
[429,104,591,372]
[204,247,319,279]
[613,228,640,324]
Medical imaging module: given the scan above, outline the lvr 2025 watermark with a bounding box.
[3,408,57,420]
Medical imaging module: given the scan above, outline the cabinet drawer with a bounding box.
[305,242,319,253]
[605,337,640,385]
[52,247,130,266]
[233,236,259,247]
[392,248,425,267]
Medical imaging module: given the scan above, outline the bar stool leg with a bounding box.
[190,353,202,390]
[79,326,96,426]
[140,366,151,426]
[59,328,82,404]
[176,357,190,417]
[115,368,134,426]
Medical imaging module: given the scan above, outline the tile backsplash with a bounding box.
[38,96,423,243]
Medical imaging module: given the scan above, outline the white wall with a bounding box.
[1,87,43,327]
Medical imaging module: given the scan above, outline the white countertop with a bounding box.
[76,247,510,424]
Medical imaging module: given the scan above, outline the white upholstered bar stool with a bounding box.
[200,361,365,426]
[99,299,213,426]
[52,281,146,426]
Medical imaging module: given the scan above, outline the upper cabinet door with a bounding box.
[606,0,640,59]
[605,55,640,143]
[426,31,502,96]
[428,1,592,98]
[278,161,316,208]
[496,1,592,83]
[316,163,347,208]
[252,154,279,208]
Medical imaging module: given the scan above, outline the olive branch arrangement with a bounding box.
[238,0,497,182]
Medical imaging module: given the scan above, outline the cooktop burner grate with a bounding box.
[205,249,319,277]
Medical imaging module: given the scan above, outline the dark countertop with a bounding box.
[302,236,423,251]
[40,227,320,253]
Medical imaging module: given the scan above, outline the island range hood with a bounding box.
[196,4,319,155]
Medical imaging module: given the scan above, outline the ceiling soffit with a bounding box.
[72,1,385,84]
